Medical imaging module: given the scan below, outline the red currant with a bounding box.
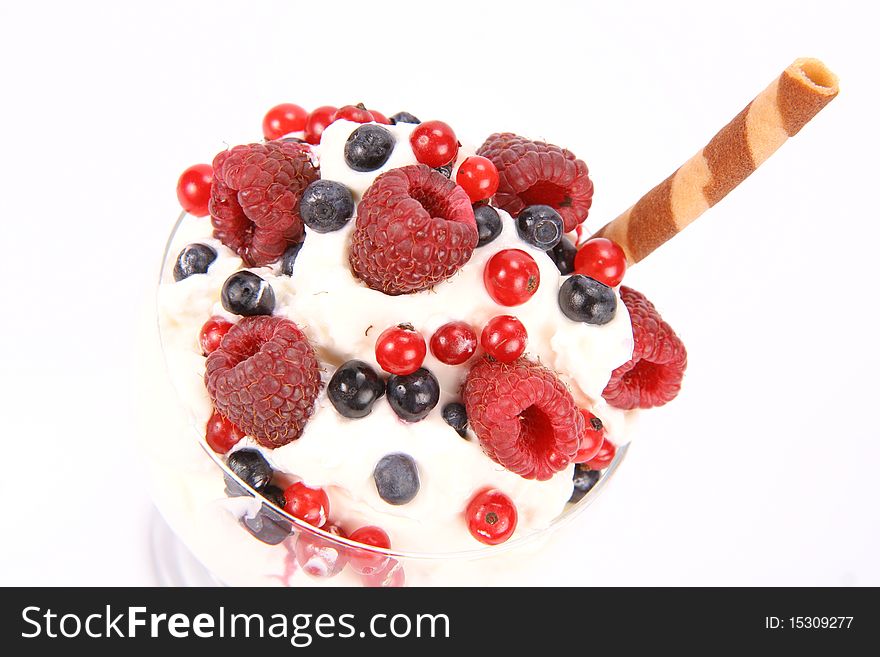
[304,105,338,145]
[283,482,330,528]
[430,321,478,365]
[349,526,391,575]
[375,324,426,375]
[465,489,517,545]
[361,559,405,587]
[585,440,616,470]
[199,316,233,355]
[205,410,245,454]
[333,104,374,124]
[574,238,627,287]
[367,109,390,124]
[455,156,499,203]
[483,249,541,306]
[480,315,527,362]
[294,524,349,578]
[410,120,459,167]
[573,410,606,464]
[262,103,308,140]
[176,164,213,217]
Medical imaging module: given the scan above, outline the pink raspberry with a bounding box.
[205,316,322,448]
[349,165,477,295]
[462,357,584,480]
[602,286,687,410]
[477,132,594,232]
[209,141,318,267]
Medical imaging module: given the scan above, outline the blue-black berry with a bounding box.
[227,449,273,491]
[547,236,577,275]
[242,485,292,545]
[474,204,503,247]
[570,465,601,504]
[441,402,468,437]
[386,367,440,422]
[173,243,216,281]
[558,274,617,325]
[280,239,305,276]
[299,180,355,233]
[223,475,250,499]
[328,360,385,419]
[373,453,420,505]
[516,205,564,250]
[344,124,395,172]
[389,111,420,125]
[261,484,286,508]
[221,271,275,316]
[435,164,453,178]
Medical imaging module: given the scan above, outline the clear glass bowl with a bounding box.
[141,212,629,587]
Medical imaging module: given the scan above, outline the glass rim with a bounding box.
[157,211,629,561]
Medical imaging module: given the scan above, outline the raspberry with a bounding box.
[602,286,687,410]
[209,142,318,267]
[476,133,594,233]
[349,165,477,295]
[462,358,584,480]
[205,316,322,448]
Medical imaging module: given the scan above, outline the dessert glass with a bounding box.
[141,212,629,587]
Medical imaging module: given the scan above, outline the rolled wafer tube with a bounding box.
[593,58,839,264]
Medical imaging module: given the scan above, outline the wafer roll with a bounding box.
[593,58,838,264]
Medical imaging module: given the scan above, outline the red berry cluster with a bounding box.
[263,102,392,144]
[410,120,459,168]
[408,122,499,204]
[374,313,528,375]
[253,471,404,585]
[176,100,398,218]
[205,409,245,454]
[199,316,233,355]
[484,249,540,306]
[176,164,214,217]
[573,409,608,465]
[466,489,517,545]
[375,324,427,375]
[574,237,627,287]
[284,486,403,586]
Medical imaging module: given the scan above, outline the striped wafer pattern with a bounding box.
[593,58,839,264]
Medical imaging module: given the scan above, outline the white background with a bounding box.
[1,0,878,586]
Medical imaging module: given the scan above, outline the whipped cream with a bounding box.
[157,119,633,554]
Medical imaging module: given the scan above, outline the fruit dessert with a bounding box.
[159,60,837,585]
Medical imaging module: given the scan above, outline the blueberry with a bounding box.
[474,204,502,247]
[344,124,395,172]
[389,111,421,125]
[441,402,468,437]
[373,453,420,505]
[279,136,306,143]
[221,271,275,316]
[328,360,385,419]
[386,367,440,422]
[547,236,577,275]
[516,205,564,250]
[435,164,453,178]
[227,449,273,491]
[280,238,305,276]
[299,180,355,233]
[261,484,286,508]
[240,484,292,545]
[173,243,217,281]
[558,274,617,325]
[569,465,601,504]
[223,474,251,499]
